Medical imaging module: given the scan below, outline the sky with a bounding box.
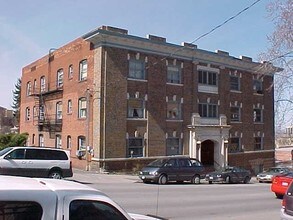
[0,0,275,109]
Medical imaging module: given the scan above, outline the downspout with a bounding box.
[102,49,107,170]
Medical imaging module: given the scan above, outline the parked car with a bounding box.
[0,175,164,220]
[271,172,293,199]
[139,156,205,184]
[205,166,251,184]
[257,167,290,183]
[0,146,73,179]
[281,181,293,219]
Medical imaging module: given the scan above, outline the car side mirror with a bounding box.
[4,155,11,160]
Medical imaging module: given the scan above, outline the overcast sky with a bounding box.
[0,0,274,109]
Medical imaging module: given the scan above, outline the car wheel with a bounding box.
[243,176,250,184]
[275,193,283,199]
[225,176,231,184]
[158,174,167,185]
[49,170,62,179]
[191,175,200,184]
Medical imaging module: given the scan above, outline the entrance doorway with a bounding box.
[201,140,214,166]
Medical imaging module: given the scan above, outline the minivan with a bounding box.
[0,146,73,179]
[139,156,205,184]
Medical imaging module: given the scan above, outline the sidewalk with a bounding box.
[67,169,139,184]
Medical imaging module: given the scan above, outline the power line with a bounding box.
[189,0,262,45]
[149,0,263,67]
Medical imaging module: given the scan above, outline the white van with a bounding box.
[0,146,73,179]
[0,176,163,220]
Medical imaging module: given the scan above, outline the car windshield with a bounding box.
[147,159,169,167]
[266,168,282,172]
[0,147,13,157]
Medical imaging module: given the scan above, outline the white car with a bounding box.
[0,175,165,220]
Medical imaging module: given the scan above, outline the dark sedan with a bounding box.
[139,156,205,184]
[205,166,251,184]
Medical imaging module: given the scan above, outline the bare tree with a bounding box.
[259,0,293,133]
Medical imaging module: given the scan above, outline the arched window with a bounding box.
[56,135,62,149]
[57,69,64,88]
[40,76,46,92]
[68,64,73,79]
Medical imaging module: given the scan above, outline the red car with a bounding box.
[271,172,293,199]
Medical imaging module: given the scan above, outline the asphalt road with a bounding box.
[68,170,281,220]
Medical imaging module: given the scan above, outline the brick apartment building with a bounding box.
[20,26,280,173]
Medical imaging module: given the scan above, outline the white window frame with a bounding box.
[79,60,87,81]
[231,106,241,122]
[26,82,32,96]
[253,108,263,123]
[57,69,64,88]
[67,135,72,149]
[39,134,44,147]
[198,103,218,118]
[67,99,72,114]
[167,100,182,120]
[56,101,62,120]
[40,76,46,92]
[68,64,73,79]
[78,98,87,118]
[55,135,62,149]
[230,75,240,91]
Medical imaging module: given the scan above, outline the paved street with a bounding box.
[68,169,281,220]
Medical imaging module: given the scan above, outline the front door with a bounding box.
[201,140,214,166]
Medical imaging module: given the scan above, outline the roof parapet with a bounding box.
[98,26,128,35]
[215,50,229,56]
[147,34,166,43]
[239,55,252,62]
[181,42,197,49]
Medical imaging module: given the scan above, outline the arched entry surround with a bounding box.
[188,114,230,169]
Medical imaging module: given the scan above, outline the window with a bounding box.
[68,64,73,79]
[78,98,87,118]
[253,108,263,123]
[166,137,181,156]
[56,135,62,149]
[67,99,72,114]
[254,137,263,150]
[167,66,181,84]
[67,135,72,149]
[69,200,127,220]
[127,138,143,157]
[6,149,25,159]
[25,107,30,121]
[40,76,46,92]
[253,79,263,94]
[32,134,35,145]
[33,79,37,93]
[127,98,145,118]
[39,105,45,121]
[167,100,181,120]
[229,137,241,153]
[57,69,64,88]
[198,70,217,86]
[198,103,218,118]
[230,75,240,91]
[129,60,145,80]
[26,81,32,96]
[79,60,87,81]
[0,201,42,220]
[231,106,241,122]
[56,101,62,120]
[78,136,86,151]
[39,134,44,147]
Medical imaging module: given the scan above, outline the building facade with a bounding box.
[0,107,15,134]
[20,26,279,173]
